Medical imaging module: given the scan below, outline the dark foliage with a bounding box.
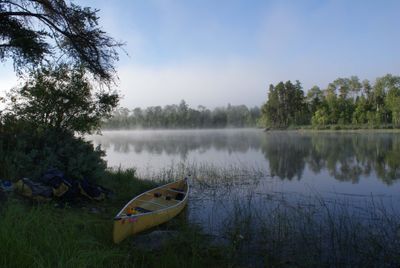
[0,0,123,83]
[6,64,119,133]
[0,118,106,181]
[0,1,121,182]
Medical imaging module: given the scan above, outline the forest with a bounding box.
[261,74,400,129]
[103,74,400,130]
[102,100,261,129]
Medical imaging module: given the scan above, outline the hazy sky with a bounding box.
[1,0,399,108]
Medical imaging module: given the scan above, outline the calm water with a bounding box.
[88,129,400,235]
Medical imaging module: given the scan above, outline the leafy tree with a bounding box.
[306,85,323,115]
[261,84,281,127]
[292,80,308,125]
[132,107,144,126]
[372,74,399,124]
[6,64,118,133]
[381,75,400,126]
[226,104,251,127]
[249,106,261,126]
[362,79,373,100]
[333,78,351,99]
[261,81,308,128]
[325,79,356,124]
[349,76,362,98]
[212,107,228,127]
[197,105,212,127]
[311,106,329,126]
[178,100,189,126]
[0,0,122,82]
[352,96,368,124]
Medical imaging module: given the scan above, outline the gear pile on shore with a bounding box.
[8,169,112,202]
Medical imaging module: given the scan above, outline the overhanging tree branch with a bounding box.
[0,0,124,84]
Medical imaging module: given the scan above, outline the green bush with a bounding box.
[0,119,106,181]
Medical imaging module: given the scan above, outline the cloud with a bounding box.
[117,59,271,109]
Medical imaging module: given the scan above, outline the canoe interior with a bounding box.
[117,179,188,217]
[113,179,188,243]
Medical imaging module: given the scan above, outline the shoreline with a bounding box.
[98,125,400,132]
[263,126,400,133]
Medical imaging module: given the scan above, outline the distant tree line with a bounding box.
[261,74,400,128]
[102,100,261,129]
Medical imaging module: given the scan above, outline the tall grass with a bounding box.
[0,169,232,268]
[213,187,400,267]
[139,162,400,267]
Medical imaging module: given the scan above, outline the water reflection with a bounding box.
[262,132,400,184]
[89,129,400,185]
[91,129,261,161]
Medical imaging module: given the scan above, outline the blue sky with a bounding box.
[1,0,399,108]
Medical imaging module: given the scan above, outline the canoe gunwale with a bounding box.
[113,178,189,221]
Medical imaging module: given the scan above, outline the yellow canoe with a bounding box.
[113,178,189,244]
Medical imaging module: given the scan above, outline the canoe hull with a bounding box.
[113,179,188,244]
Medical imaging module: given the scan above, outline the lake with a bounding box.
[88,129,400,264]
[89,128,400,195]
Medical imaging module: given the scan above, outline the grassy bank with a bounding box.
[2,165,400,267]
[0,169,231,268]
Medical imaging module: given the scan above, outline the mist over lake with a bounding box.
[88,129,400,198]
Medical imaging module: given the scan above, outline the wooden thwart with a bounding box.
[137,199,169,208]
[166,188,185,194]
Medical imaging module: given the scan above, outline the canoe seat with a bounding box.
[134,206,152,213]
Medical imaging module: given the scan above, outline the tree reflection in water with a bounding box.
[262,132,400,185]
[89,130,400,185]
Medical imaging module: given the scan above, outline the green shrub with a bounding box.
[0,119,106,181]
